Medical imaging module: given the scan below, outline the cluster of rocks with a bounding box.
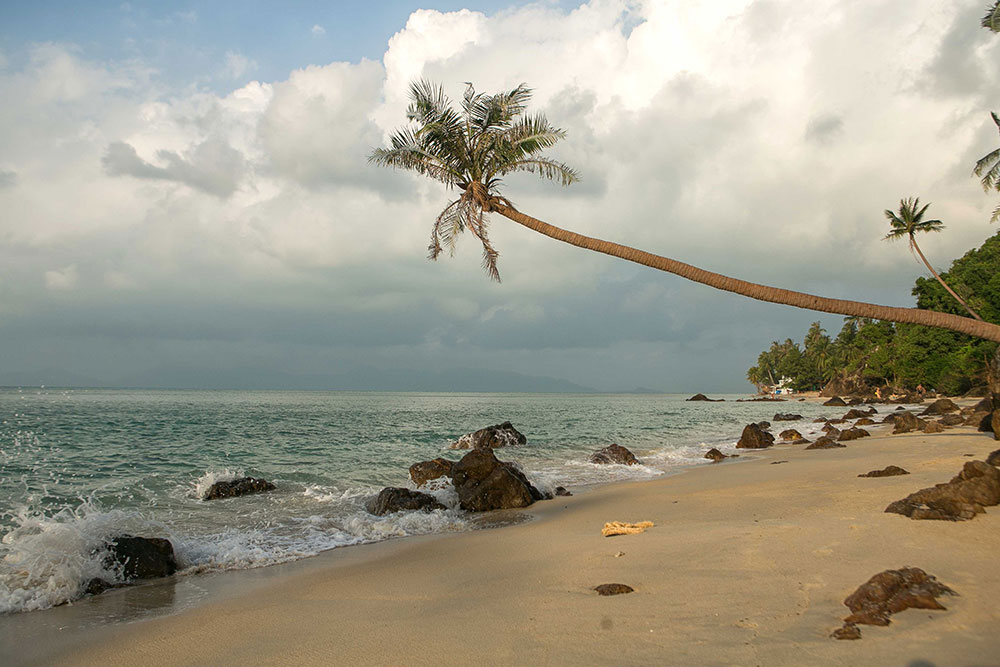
[831,567,956,640]
[885,457,1000,521]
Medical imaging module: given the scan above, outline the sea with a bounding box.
[0,387,862,616]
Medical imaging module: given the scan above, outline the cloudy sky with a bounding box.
[0,0,997,392]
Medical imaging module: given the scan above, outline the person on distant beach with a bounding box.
[875,387,882,400]
[917,384,925,395]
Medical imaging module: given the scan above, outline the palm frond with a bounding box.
[983,1,1000,32]
[974,147,1000,191]
[499,157,580,186]
[991,202,1000,224]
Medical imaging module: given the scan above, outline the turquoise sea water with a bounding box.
[0,388,852,614]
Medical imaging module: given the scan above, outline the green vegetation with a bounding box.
[748,232,1000,395]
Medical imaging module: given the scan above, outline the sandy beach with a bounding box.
[6,416,1000,666]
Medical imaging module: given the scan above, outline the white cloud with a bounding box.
[222,51,257,80]
[311,24,326,36]
[44,265,79,291]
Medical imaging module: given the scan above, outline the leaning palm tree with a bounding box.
[882,198,983,321]
[973,112,1000,223]
[369,80,1000,344]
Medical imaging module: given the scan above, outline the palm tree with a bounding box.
[369,80,1000,344]
[974,112,1000,223]
[882,198,983,321]
[983,1,1000,32]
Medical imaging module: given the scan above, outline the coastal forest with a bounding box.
[747,231,1000,395]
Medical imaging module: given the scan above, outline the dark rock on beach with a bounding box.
[366,487,446,516]
[975,411,994,431]
[806,436,845,450]
[823,396,848,406]
[687,393,723,402]
[855,417,876,426]
[105,535,177,580]
[590,443,640,465]
[885,460,1000,521]
[986,449,1000,466]
[920,398,960,416]
[778,429,806,442]
[595,583,634,596]
[889,412,925,434]
[842,408,875,420]
[756,421,771,430]
[838,567,955,629]
[554,486,573,496]
[773,413,803,421]
[938,414,964,427]
[736,423,775,449]
[838,427,870,442]
[704,448,738,462]
[409,458,455,487]
[451,448,541,511]
[859,466,909,478]
[202,477,276,500]
[451,421,527,450]
[922,421,945,434]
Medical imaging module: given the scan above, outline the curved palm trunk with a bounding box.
[910,239,984,321]
[486,198,1000,343]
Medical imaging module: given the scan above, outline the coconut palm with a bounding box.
[983,1,1000,32]
[883,198,983,321]
[973,112,1000,223]
[369,80,1000,344]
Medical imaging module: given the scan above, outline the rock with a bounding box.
[895,406,906,411]
[885,460,1000,520]
[736,423,775,449]
[366,487,446,516]
[842,408,875,420]
[823,396,848,406]
[938,414,964,427]
[451,448,539,511]
[920,398,960,416]
[859,465,909,478]
[83,578,116,596]
[594,583,634,596]
[806,436,845,449]
[971,397,993,414]
[202,477,276,501]
[922,421,945,434]
[773,413,803,421]
[778,429,805,442]
[687,393,723,402]
[704,448,728,462]
[840,567,955,627]
[847,397,865,406]
[590,443,640,465]
[105,535,177,580]
[838,427,870,441]
[452,421,527,450]
[831,624,862,640]
[813,417,829,423]
[409,458,455,487]
[756,421,771,430]
[554,486,572,496]
[974,411,993,431]
[890,412,925,434]
[821,424,841,437]
[855,418,876,426]
[986,449,1000,466]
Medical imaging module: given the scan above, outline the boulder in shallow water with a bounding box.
[855,418,876,426]
[366,487,446,516]
[823,396,848,406]
[704,447,739,462]
[885,460,1000,520]
[105,535,177,580]
[451,448,540,511]
[202,476,276,500]
[773,413,803,421]
[686,393,723,402]
[554,486,572,496]
[409,458,455,487]
[842,408,876,420]
[451,421,527,450]
[778,429,806,442]
[736,423,775,449]
[590,443,640,465]
[859,465,909,478]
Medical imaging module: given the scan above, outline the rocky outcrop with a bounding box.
[888,412,925,434]
[202,477,276,501]
[855,417,876,426]
[885,460,1000,520]
[823,396,848,406]
[831,567,955,639]
[987,449,1000,466]
[687,393,723,402]
[105,535,177,580]
[778,429,806,442]
[589,443,640,465]
[842,408,876,420]
[773,413,803,421]
[938,414,965,427]
[920,398,960,416]
[820,424,841,437]
[409,458,455,487]
[922,421,945,434]
[975,411,994,431]
[859,466,909,478]
[594,583,634,596]
[806,436,845,450]
[366,487,446,516]
[451,448,541,511]
[838,427,870,442]
[451,421,527,450]
[736,423,775,449]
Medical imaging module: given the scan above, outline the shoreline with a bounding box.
[6,416,999,666]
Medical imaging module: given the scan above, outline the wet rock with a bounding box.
[366,487,446,516]
[756,421,771,430]
[922,421,945,434]
[451,448,539,511]
[409,458,456,487]
[986,449,1000,466]
[842,408,876,420]
[806,436,845,450]
[938,414,964,427]
[105,535,177,580]
[813,417,829,423]
[687,393,723,402]
[855,417,876,426]
[838,427,870,442]
[202,477,276,501]
[590,443,640,465]
[778,429,806,442]
[554,486,572,496]
[704,448,727,462]
[773,413,803,421]
[823,396,848,406]
[920,398,960,416]
[820,424,842,437]
[839,567,955,628]
[595,583,634,596]
[452,421,527,450]
[890,412,925,434]
[859,466,909,478]
[885,460,1000,520]
[736,423,775,449]
[83,578,116,596]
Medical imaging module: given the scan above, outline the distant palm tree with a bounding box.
[983,1,1000,32]
[973,112,1000,223]
[883,198,983,321]
[369,80,1000,343]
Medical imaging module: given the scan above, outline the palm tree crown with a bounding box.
[883,198,983,321]
[983,1,1000,32]
[973,112,1000,223]
[369,80,578,281]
